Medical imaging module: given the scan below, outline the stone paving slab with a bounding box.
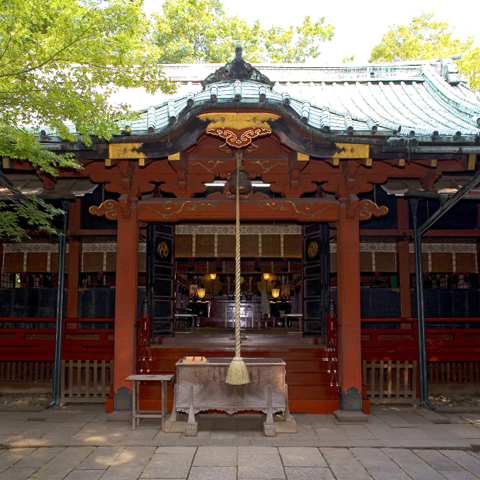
[4,405,480,478]
[1,445,480,479]
[382,448,446,480]
[284,466,335,480]
[279,447,326,467]
[3,404,480,449]
[414,449,478,480]
[193,446,237,466]
[238,452,285,479]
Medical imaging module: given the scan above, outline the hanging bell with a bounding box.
[229,165,252,195]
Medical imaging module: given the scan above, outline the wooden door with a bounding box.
[303,223,330,340]
[146,224,175,336]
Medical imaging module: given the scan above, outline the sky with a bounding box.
[143,0,480,64]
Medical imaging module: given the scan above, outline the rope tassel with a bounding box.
[226,150,250,386]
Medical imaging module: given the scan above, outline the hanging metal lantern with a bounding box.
[229,165,252,195]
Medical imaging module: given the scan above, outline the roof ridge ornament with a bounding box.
[201,46,274,89]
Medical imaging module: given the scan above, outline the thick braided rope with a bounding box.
[234,152,241,358]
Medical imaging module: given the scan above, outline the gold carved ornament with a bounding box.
[198,112,280,148]
[89,200,120,221]
[251,160,284,173]
[358,199,389,221]
[157,241,169,259]
[308,241,319,259]
[144,201,219,220]
[258,201,335,220]
[206,127,271,147]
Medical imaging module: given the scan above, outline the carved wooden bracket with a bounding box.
[346,194,359,219]
[419,168,441,191]
[36,169,57,190]
[118,194,132,219]
[358,199,389,221]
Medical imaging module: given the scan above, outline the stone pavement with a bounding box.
[2,404,480,479]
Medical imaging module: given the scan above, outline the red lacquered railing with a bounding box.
[361,317,480,363]
[0,317,114,361]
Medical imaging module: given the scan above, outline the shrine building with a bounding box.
[1,50,480,419]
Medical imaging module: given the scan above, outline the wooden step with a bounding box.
[137,342,339,413]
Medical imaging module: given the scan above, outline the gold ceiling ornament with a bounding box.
[198,112,280,130]
[358,199,389,221]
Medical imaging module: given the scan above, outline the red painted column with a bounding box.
[113,198,139,412]
[67,199,82,318]
[397,239,412,319]
[336,198,363,411]
[66,240,81,318]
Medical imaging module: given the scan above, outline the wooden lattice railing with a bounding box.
[0,360,53,383]
[363,360,418,404]
[60,360,113,403]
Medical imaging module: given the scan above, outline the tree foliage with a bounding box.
[153,0,334,63]
[0,0,173,238]
[369,12,480,91]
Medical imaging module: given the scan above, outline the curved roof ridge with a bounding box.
[422,64,480,119]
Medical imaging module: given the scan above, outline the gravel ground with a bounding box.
[2,392,480,408]
[430,392,480,407]
[0,393,50,407]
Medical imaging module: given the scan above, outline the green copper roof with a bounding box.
[35,58,480,147]
[120,59,480,141]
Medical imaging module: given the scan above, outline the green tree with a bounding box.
[153,0,334,63]
[369,12,479,91]
[0,0,173,238]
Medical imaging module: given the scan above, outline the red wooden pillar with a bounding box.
[397,198,412,320]
[112,197,139,412]
[397,239,412,319]
[336,198,363,412]
[67,199,82,318]
[66,240,81,318]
